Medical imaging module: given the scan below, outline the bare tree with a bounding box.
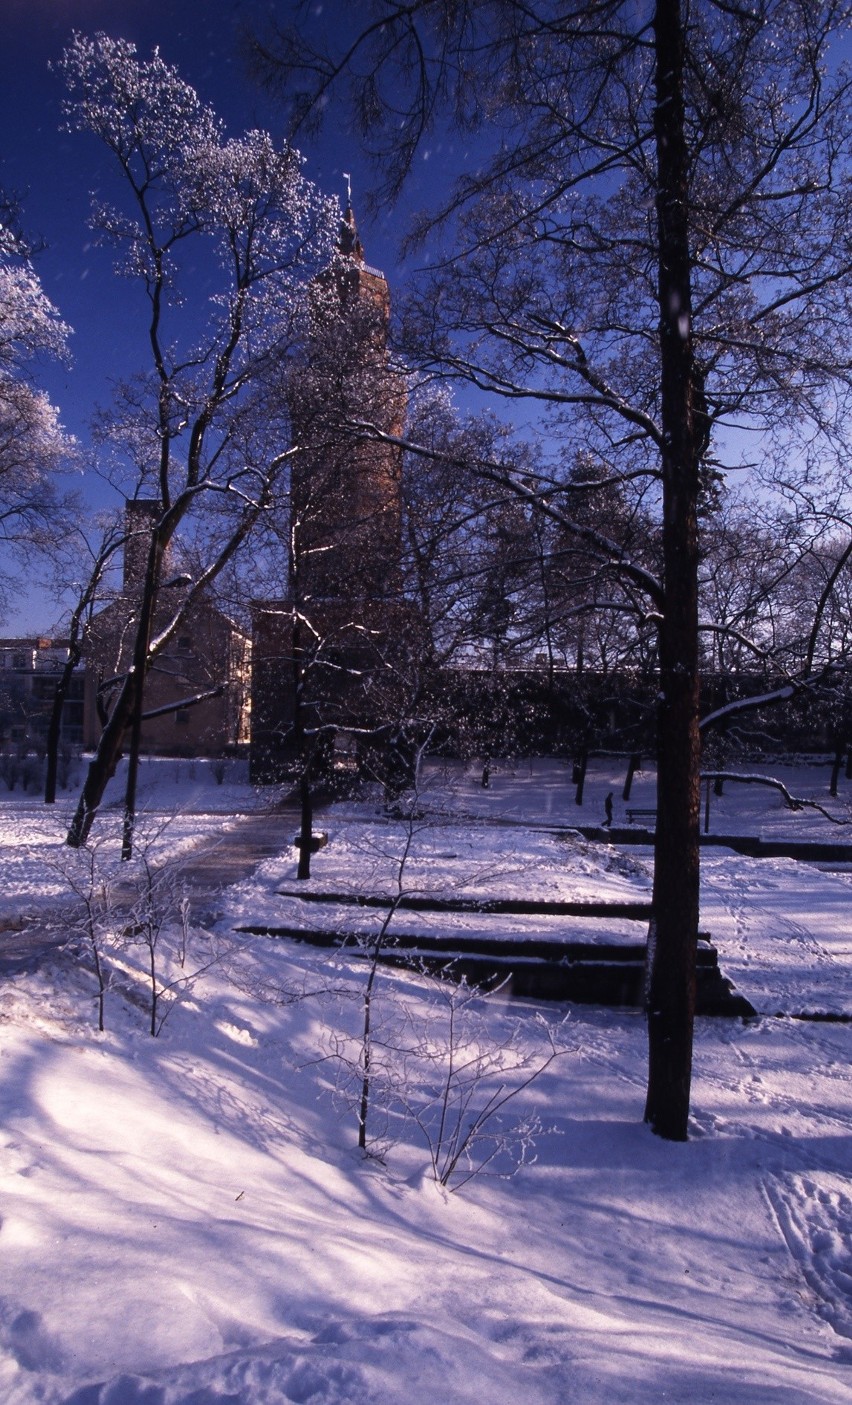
[43,515,127,804]
[56,33,337,855]
[314,747,571,1182]
[253,1,852,1138]
[48,836,116,1032]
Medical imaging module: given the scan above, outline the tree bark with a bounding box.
[290,604,315,881]
[46,540,118,804]
[44,662,77,804]
[623,752,641,802]
[66,672,135,847]
[830,744,843,798]
[574,749,588,806]
[68,528,164,850]
[297,768,314,879]
[644,0,701,1142]
[123,531,165,859]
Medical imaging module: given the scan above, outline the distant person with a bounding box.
[603,792,613,828]
[481,760,491,789]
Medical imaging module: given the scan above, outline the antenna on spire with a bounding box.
[343,171,352,207]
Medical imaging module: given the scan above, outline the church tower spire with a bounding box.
[330,182,390,336]
[339,191,364,263]
[339,172,364,262]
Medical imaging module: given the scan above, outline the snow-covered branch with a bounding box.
[701,771,852,825]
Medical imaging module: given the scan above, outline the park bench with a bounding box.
[626,808,657,826]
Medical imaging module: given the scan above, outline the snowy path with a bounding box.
[0,806,304,979]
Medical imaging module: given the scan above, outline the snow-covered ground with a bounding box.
[1,755,851,1403]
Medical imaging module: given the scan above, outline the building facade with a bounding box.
[0,638,84,751]
[83,500,250,757]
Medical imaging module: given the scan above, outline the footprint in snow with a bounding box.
[765,1172,852,1342]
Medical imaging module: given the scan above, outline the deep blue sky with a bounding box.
[0,0,437,632]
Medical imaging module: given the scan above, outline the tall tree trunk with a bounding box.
[44,659,79,803]
[623,752,641,802]
[644,0,702,1142]
[46,537,118,805]
[66,673,136,847]
[121,674,146,861]
[68,529,163,850]
[291,606,315,880]
[574,749,588,806]
[297,767,314,879]
[121,532,165,860]
[830,743,843,798]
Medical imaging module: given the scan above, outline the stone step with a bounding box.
[236,923,755,1016]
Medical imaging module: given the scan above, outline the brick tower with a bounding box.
[287,200,405,602]
[250,201,410,782]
